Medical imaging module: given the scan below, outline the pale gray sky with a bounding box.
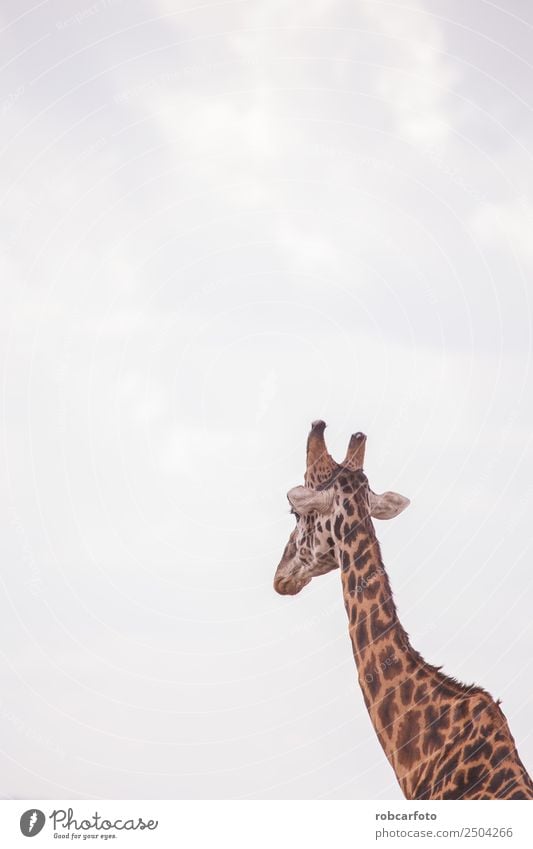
[1,0,532,799]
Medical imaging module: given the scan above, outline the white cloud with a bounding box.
[363,1,459,144]
[470,197,533,264]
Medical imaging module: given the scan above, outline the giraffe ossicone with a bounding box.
[273,421,533,800]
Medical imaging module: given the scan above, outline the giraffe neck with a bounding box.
[335,515,460,793]
[326,487,533,800]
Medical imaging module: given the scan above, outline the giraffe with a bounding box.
[273,420,533,800]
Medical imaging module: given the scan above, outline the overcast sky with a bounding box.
[1,0,532,799]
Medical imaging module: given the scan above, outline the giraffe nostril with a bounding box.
[275,579,288,595]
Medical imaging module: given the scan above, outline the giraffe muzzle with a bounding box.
[273,575,312,595]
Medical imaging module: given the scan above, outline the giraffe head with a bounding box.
[273,421,410,595]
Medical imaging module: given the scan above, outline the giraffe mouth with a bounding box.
[273,574,312,595]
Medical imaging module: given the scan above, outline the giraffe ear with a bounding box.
[369,490,410,520]
[287,486,335,515]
